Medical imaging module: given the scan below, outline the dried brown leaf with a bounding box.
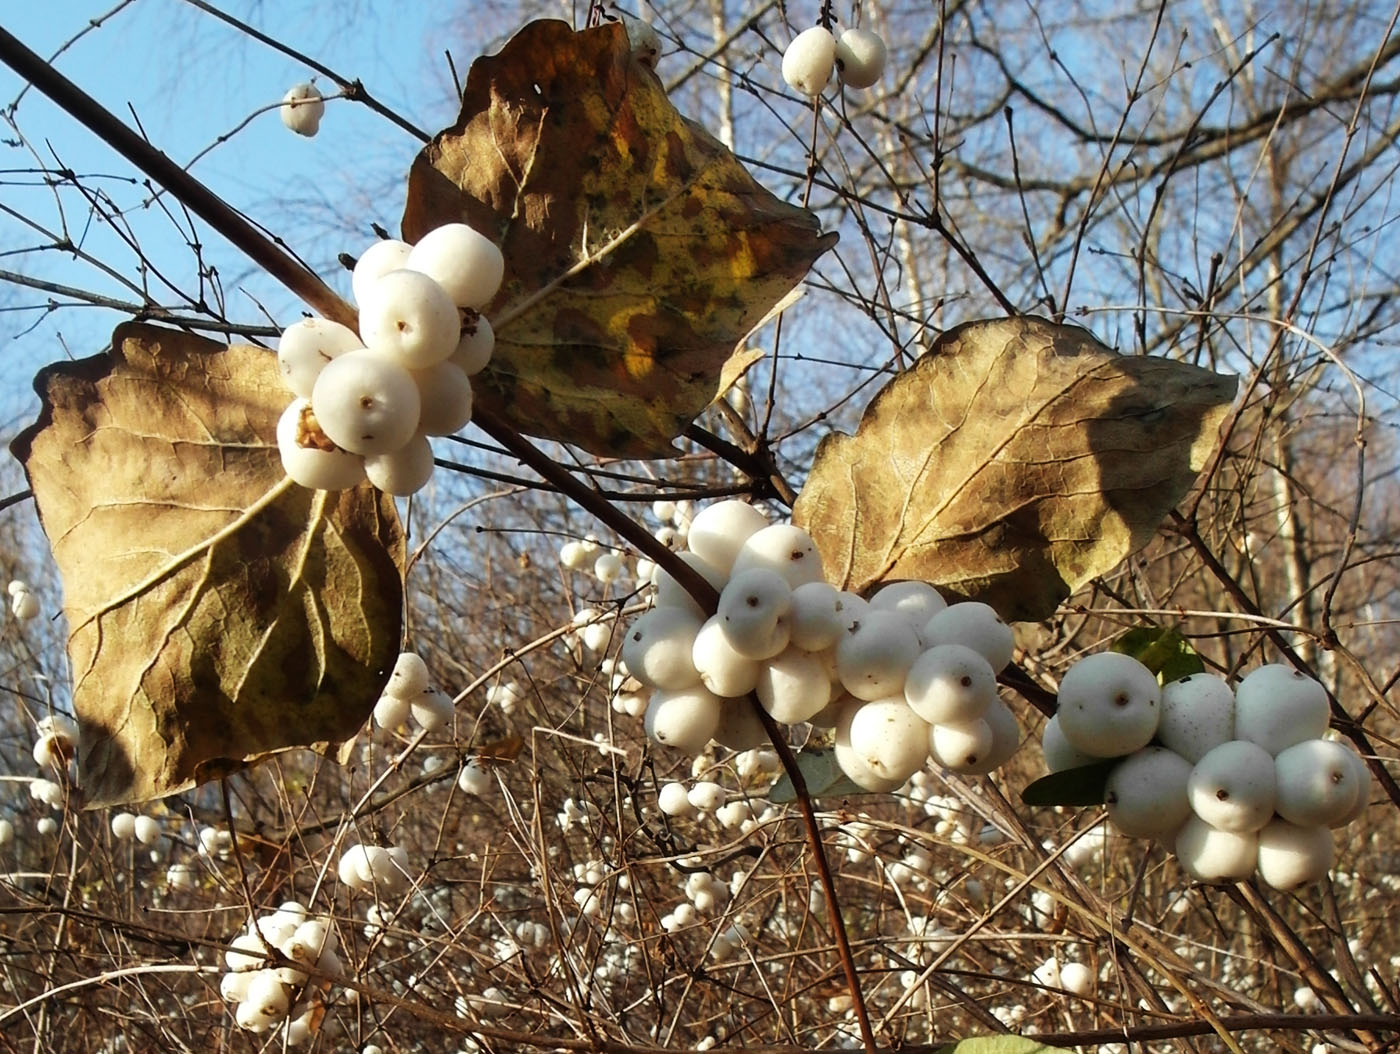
[402,18,835,457]
[12,323,405,807]
[793,317,1237,622]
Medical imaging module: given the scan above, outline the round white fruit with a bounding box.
[904,643,997,725]
[353,239,413,307]
[621,608,704,690]
[730,523,825,589]
[277,317,363,398]
[1057,961,1094,997]
[685,500,769,574]
[1041,714,1098,772]
[1273,739,1363,828]
[409,686,454,731]
[310,350,421,455]
[1174,814,1258,883]
[412,360,473,435]
[451,311,495,375]
[280,82,324,136]
[1234,664,1329,755]
[1188,739,1276,833]
[928,717,994,772]
[1256,818,1334,890]
[755,646,832,723]
[836,609,921,701]
[406,222,505,310]
[657,781,693,816]
[782,26,837,96]
[364,433,436,495]
[834,28,887,89]
[1105,746,1193,839]
[922,602,1014,672]
[717,568,793,660]
[957,697,1021,775]
[358,269,462,369]
[869,580,946,637]
[276,399,368,491]
[836,696,931,788]
[387,651,430,697]
[1157,673,1235,763]
[691,615,761,698]
[1055,652,1160,758]
[644,686,723,752]
[789,581,851,652]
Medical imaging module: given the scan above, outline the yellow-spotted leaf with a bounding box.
[11,323,405,807]
[402,18,835,457]
[793,317,1237,622]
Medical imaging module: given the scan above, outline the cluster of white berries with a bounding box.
[221,902,342,1041]
[110,810,162,845]
[337,841,411,896]
[372,651,454,732]
[280,82,325,137]
[8,579,38,620]
[781,24,887,96]
[1032,955,1095,998]
[619,499,1022,791]
[276,223,503,495]
[1043,656,1371,889]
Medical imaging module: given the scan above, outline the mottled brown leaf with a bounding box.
[11,323,405,807]
[402,18,835,457]
[792,317,1237,622]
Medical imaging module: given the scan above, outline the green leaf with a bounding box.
[766,747,880,803]
[1112,625,1205,683]
[1020,759,1120,807]
[930,1037,1058,1053]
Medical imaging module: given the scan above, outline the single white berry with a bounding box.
[280,82,324,136]
[922,602,1014,672]
[409,685,454,731]
[870,580,946,639]
[904,643,997,725]
[10,590,38,620]
[657,781,693,816]
[451,311,495,375]
[623,16,663,67]
[692,615,761,698]
[1041,714,1098,772]
[622,608,704,690]
[836,609,921,701]
[457,759,491,795]
[644,686,723,752]
[730,523,825,589]
[111,812,137,840]
[310,350,421,456]
[1274,739,1363,828]
[364,433,436,495]
[32,733,68,769]
[353,239,413,307]
[1174,814,1258,883]
[686,500,770,574]
[277,317,364,398]
[958,697,1021,775]
[1256,818,1334,890]
[358,269,462,369]
[1234,664,1329,755]
[788,581,852,652]
[1055,652,1160,758]
[1057,961,1095,997]
[717,568,793,660]
[755,646,832,723]
[1104,746,1193,839]
[837,696,931,788]
[688,781,726,812]
[1188,740,1276,833]
[387,652,429,697]
[594,552,624,583]
[277,399,368,491]
[412,360,473,436]
[782,26,836,96]
[406,223,504,310]
[132,815,161,845]
[928,718,994,772]
[835,28,887,88]
[373,692,411,729]
[1158,673,1235,763]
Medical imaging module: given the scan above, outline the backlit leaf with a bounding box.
[402,18,835,457]
[11,323,405,807]
[1021,760,1119,807]
[793,317,1237,622]
[1113,625,1205,683]
[767,746,881,803]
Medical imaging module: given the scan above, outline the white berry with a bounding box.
[310,350,421,456]
[280,82,324,136]
[406,223,504,310]
[782,26,837,96]
[1055,652,1160,758]
[835,28,887,88]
